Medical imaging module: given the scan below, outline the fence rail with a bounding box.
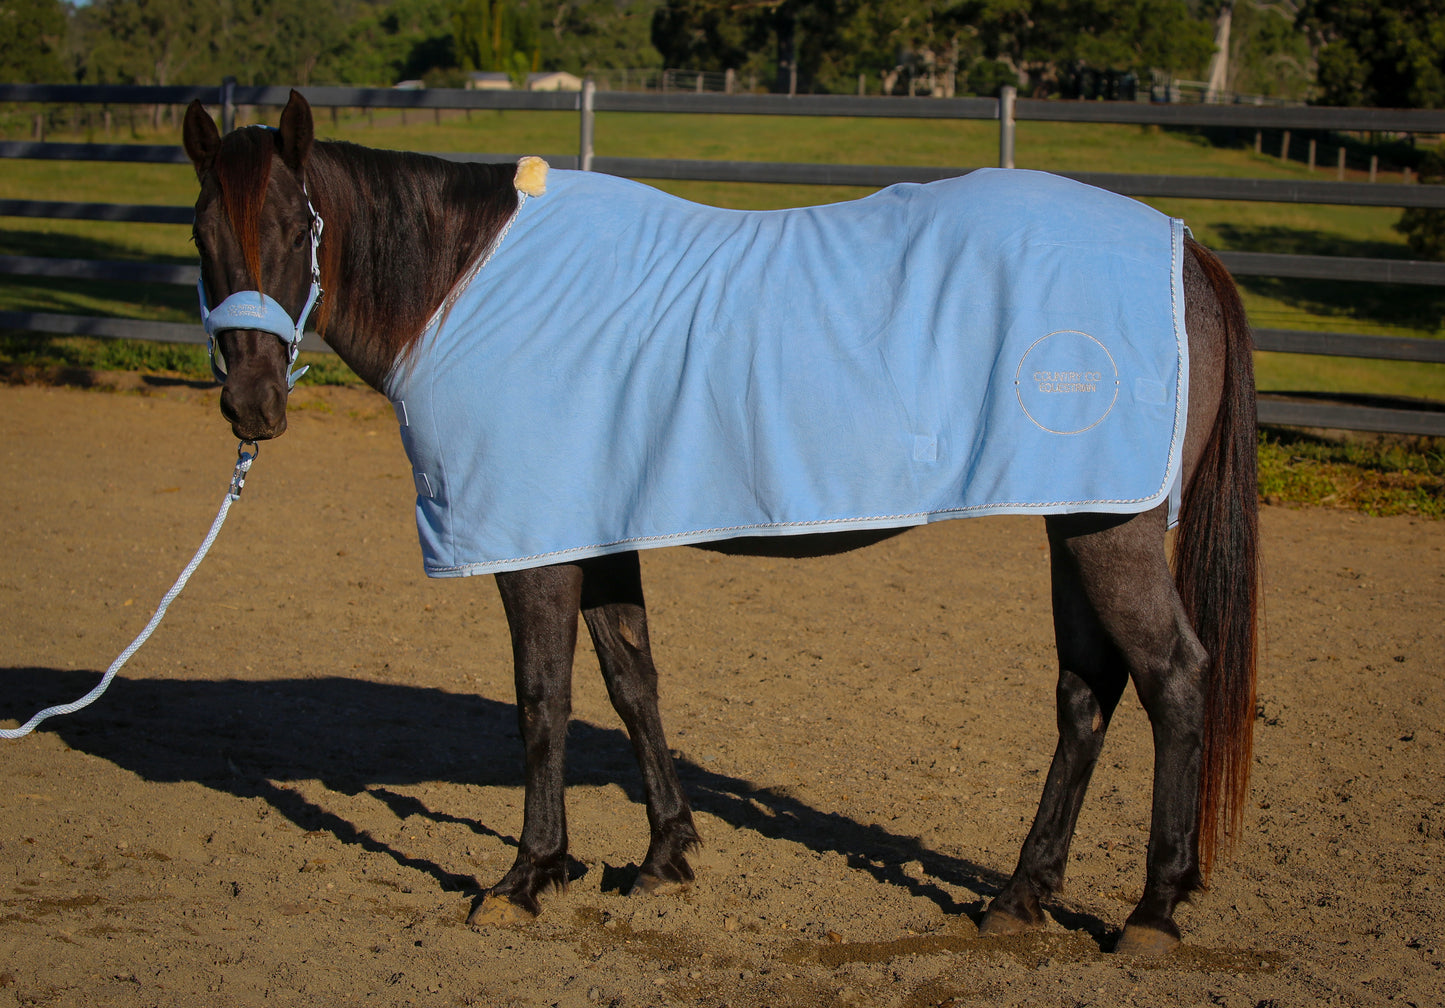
[2,82,1442,435]
[9,80,1445,129]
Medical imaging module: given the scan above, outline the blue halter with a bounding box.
[197,190,324,390]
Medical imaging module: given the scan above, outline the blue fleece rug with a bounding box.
[385,167,1187,577]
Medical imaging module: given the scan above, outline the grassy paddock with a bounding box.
[2,108,1441,514]
[1257,428,1444,517]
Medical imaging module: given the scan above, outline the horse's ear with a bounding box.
[182,100,220,177]
[277,89,314,172]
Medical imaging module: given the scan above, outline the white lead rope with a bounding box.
[1,443,258,741]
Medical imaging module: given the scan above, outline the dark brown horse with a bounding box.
[182,91,1258,955]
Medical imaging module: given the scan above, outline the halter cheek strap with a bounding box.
[197,193,325,390]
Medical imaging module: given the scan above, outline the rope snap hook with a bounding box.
[230,440,259,500]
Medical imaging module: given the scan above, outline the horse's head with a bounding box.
[183,91,321,441]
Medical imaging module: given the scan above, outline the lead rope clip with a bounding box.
[230,440,258,500]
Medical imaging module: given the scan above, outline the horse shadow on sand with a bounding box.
[1,666,1110,941]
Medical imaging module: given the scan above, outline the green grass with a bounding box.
[0,331,356,385]
[2,108,1442,515]
[1253,352,1445,402]
[1,331,208,374]
[1258,428,1445,517]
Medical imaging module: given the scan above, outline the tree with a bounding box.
[1067,0,1215,77]
[77,0,220,86]
[1301,0,1445,107]
[1225,1,1313,101]
[0,0,69,82]
[311,0,458,86]
[650,0,768,76]
[69,0,450,89]
[651,0,983,95]
[451,0,539,81]
[652,0,963,95]
[539,0,663,73]
[192,0,357,86]
[955,0,1213,95]
[809,0,970,95]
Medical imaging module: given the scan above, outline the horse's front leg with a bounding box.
[469,563,583,924]
[579,552,699,894]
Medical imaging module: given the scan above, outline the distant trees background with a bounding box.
[1,0,69,82]
[1301,0,1445,108]
[649,0,1219,96]
[1,0,1441,106]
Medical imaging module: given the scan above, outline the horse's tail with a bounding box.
[1174,238,1260,880]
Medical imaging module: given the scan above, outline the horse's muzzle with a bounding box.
[220,379,288,441]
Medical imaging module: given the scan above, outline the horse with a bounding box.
[182,91,1258,955]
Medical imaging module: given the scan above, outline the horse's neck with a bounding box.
[309,142,518,392]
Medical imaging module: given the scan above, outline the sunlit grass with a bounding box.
[1254,352,1445,402]
[0,159,196,205]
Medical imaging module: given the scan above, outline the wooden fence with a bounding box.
[1,82,1442,436]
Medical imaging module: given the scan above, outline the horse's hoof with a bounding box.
[1114,923,1181,956]
[467,893,536,927]
[629,871,692,897]
[977,908,1039,937]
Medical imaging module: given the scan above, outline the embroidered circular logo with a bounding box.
[1014,330,1120,435]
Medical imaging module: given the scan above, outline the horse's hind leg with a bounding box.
[984,510,1208,954]
[470,563,584,924]
[580,551,700,894]
[980,514,1131,937]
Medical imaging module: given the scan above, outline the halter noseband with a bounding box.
[197,187,325,390]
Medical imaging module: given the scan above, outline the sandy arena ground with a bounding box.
[1,380,1441,1007]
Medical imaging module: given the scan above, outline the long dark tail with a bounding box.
[1173,239,1260,880]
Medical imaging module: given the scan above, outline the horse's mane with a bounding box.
[211,130,519,385]
[306,141,519,371]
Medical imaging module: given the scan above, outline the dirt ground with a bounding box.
[1,379,1441,1008]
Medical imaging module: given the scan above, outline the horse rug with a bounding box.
[384,167,1188,577]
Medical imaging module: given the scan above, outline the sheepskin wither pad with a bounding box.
[385,167,1187,577]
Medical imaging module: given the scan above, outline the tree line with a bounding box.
[2,0,1440,105]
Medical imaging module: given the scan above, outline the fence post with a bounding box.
[998,85,1016,169]
[220,77,236,134]
[579,79,596,172]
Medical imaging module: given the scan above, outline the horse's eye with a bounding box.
[292,229,307,250]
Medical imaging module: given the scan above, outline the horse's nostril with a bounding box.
[219,387,241,423]
[263,383,288,426]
